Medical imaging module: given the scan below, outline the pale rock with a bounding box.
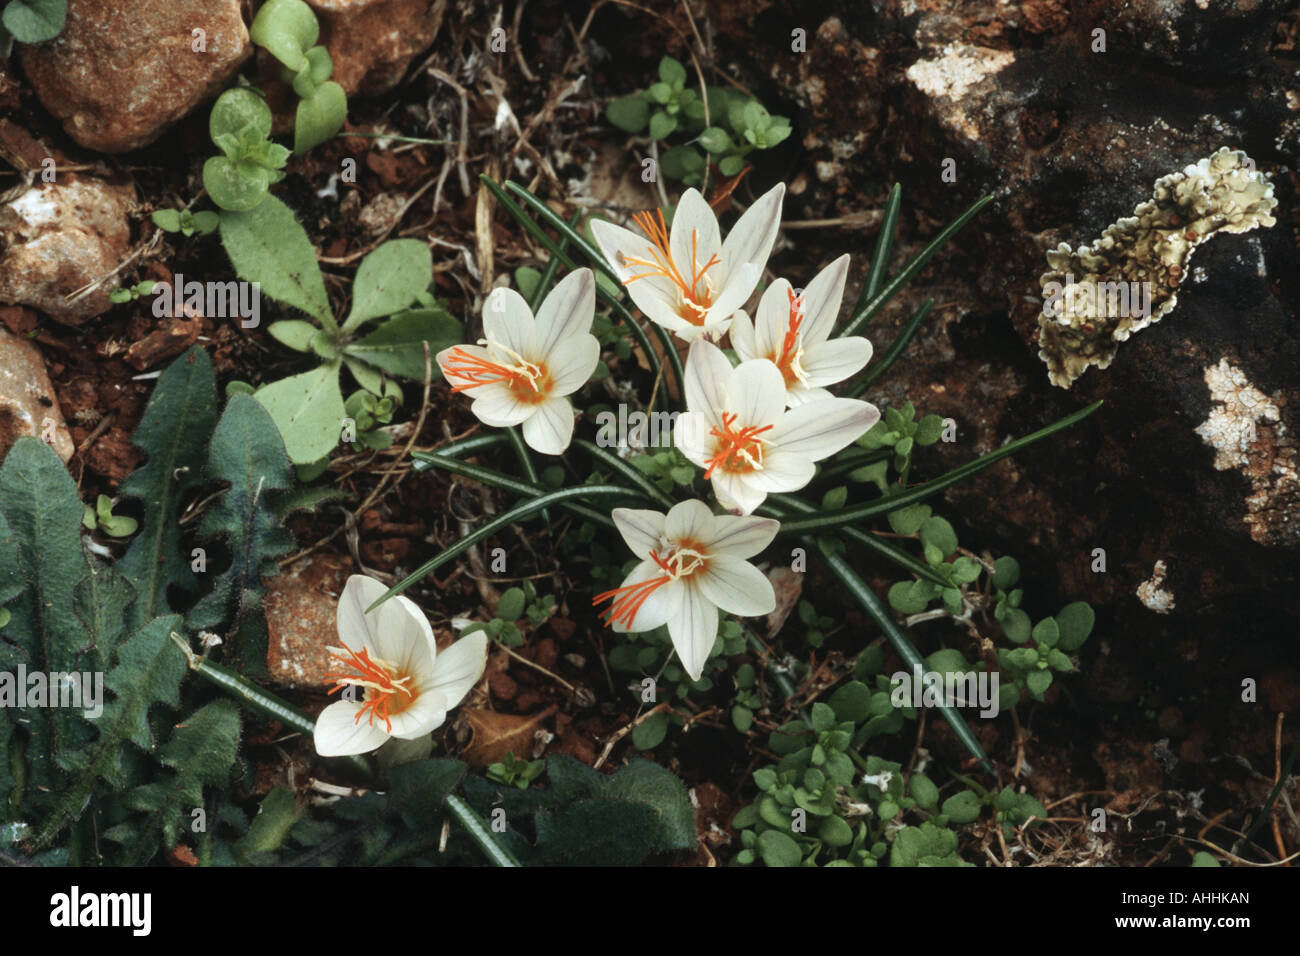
[0,326,75,464]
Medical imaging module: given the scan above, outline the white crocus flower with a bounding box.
[675,340,880,515]
[595,500,779,680]
[436,268,600,454]
[590,183,785,343]
[315,575,487,757]
[729,254,874,406]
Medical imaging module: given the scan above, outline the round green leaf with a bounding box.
[1054,601,1095,651]
[632,711,668,750]
[151,209,182,232]
[2,0,66,44]
[648,110,677,141]
[496,587,526,621]
[294,80,347,154]
[658,56,687,87]
[757,829,802,867]
[203,156,268,212]
[210,88,273,143]
[606,94,650,133]
[940,789,981,824]
[249,0,318,71]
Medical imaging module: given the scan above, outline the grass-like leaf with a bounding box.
[851,182,901,323]
[776,402,1102,534]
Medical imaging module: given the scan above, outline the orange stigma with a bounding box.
[772,287,805,386]
[440,345,551,403]
[593,546,706,629]
[324,645,416,733]
[622,209,720,326]
[703,412,774,478]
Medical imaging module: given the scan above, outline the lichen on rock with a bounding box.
[1038,147,1277,388]
[1136,560,1175,614]
[1194,359,1299,548]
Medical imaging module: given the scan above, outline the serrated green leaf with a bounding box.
[118,347,217,628]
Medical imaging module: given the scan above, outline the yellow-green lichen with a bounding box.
[1038,148,1277,388]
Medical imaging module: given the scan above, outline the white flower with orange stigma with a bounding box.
[591,183,785,343]
[594,500,779,680]
[436,269,599,454]
[314,575,487,757]
[675,340,880,515]
[729,254,874,406]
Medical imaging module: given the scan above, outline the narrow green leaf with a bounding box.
[852,182,901,321]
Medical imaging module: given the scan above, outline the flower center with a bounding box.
[621,208,720,327]
[592,542,707,629]
[440,341,552,403]
[770,287,809,387]
[704,411,774,478]
[324,645,417,733]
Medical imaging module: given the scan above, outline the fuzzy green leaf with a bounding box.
[605,95,649,133]
[294,80,347,154]
[342,240,434,331]
[2,0,65,43]
[249,0,317,71]
[220,194,332,325]
[253,362,346,465]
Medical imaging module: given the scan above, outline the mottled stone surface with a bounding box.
[19,0,250,153]
[265,553,354,689]
[0,326,75,464]
[308,0,446,96]
[0,175,135,324]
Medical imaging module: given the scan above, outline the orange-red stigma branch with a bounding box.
[704,412,775,478]
[324,645,414,732]
[593,550,674,629]
[623,209,720,321]
[774,287,805,380]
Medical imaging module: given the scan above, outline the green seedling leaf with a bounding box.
[1054,601,1094,651]
[343,239,433,331]
[249,0,318,71]
[152,209,182,232]
[203,156,270,212]
[632,712,668,750]
[658,55,687,86]
[757,829,802,867]
[648,110,676,141]
[294,80,347,154]
[605,94,649,133]
[2,0,65,44]
[210,87,273,143]
[697,126,733,154]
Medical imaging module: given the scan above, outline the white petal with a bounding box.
[668,583,719,681]
[469,383,536,428]
[336,574,387,652]
[482,288,538,359]
[665,498,716,543]
[710,469,769,515]
[800,337,873,388]
[521,396,574,454]
[718,183,784,286]
[751,278,793,358]
[386,687,449,739]
[730,359,786,429]
[729,308,758,361]
[695,556,776,617]
[425,630,488,711]
[314,700,390,756]
[786,384,833,407]
[768,397,880,462]
[669,189,722,281]
[798,254,851,345]
[743,449,816,492]
[590,218,684,332]
[684,339,732,427]
[705,262,761,326]
[547,334,601,396]
[535,268,595,355]
[706,514,780,559]
[612,507,667,559]
[674,410,714,469]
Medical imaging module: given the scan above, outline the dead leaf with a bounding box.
[461,706,557,769]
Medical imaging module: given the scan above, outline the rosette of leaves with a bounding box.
[203,88,291,212]
[82,494,137,538]
[343,384,401,452]
[0,0,65,49]
[152,208,220,237]
[605,55,791,185]
[249,0,347,154]
[219,195,462,464]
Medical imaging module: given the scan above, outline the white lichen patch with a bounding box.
[1194,359,1300,547]
[905,45,1014,141]
[1038,148,1277,387]
[1136,560,1175,614]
